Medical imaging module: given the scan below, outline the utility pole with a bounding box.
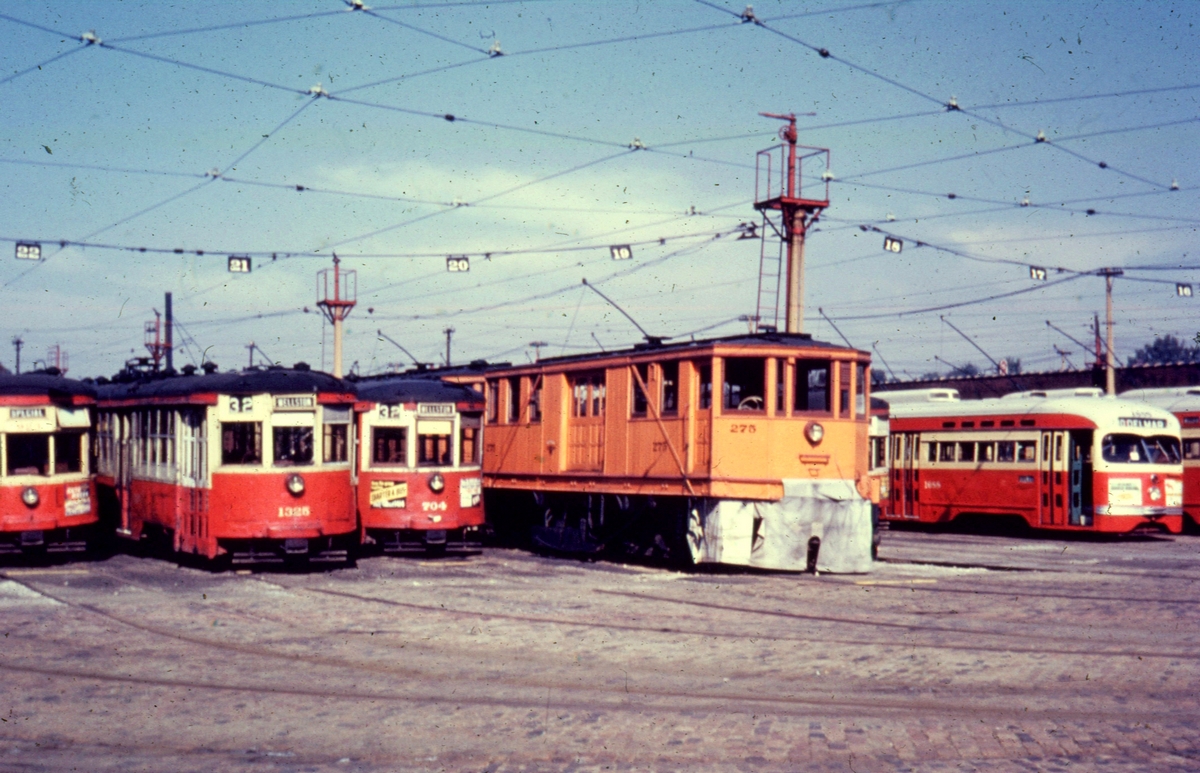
[317,254,356,378]
[754,112,829,335]
[247,342,256,369]
[164,292,174,373]
[11,336,22,374]
[529,341,548,361]
[443,327,455,367]
[1099,268,1123,395]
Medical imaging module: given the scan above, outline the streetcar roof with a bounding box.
[96,366,354,403]
[355,377,484,406]
[482,331,865,375]
[888,394,1180,431]
[0,372,95,402]
[873,388,960,405]
[1120,386,1200,413]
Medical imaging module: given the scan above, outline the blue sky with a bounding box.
[0,0,1196,379]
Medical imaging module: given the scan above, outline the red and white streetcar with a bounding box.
[0,371,97,555]
[882,389,1183,533]
[354,377,485,553]
[96,363,358,564]
[1123,386,1200,530]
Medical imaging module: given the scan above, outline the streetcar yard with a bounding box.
[2,529,1198,772]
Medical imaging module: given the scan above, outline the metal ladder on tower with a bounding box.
[754,212,784,332]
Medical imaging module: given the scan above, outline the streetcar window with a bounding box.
[839,362,852,415]
[274,426,314,466]
[373,427,407,466]
[323,424,348,463]
[856,363,867,417]
[528,377,542,424]
[570,373,605,417]
[1148,436,1182,464]
[486,380,499,424]
[794,360,830,414]
[631,364,650,417]
[939,442,956,462]
[871,437,887,469]
[958,442,975,462]
[926,443,936,463]
[997,441,1016,462]
[572,379,588,417]
[774,359,786,416]
[418,426,452,467]
[506,377,521,423]
[460,415,481,465]
[724,358,765,412]
[661,362,679,416]
[698,363,712,410]
[591,375,606,417]
[977,442,995,462]
[1185,440,1200,461]
[221,422,262,465]
[1101,434,1181,464]
[1017,441,1037,462]
[55,431,84,474]
[6,433,48,476]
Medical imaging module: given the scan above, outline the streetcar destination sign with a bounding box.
[1117,417,1167,428]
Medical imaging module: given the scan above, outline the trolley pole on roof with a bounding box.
[754,112,829,335]
[317,254,357,378]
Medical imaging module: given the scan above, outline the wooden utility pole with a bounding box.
[1099,268,1123,395]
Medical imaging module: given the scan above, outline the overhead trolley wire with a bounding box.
[0,44,89,87]
[695,1,1181,192]
[830,273,1085,321]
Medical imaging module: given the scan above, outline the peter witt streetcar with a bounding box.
[354,377,486,552]
[482,332,876,572]
[0,370,97,555]
[883,389,1184,533]
[96,363,358,563]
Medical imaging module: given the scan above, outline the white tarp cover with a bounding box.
[693,478,873,573]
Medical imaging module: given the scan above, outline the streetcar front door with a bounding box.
[891,432,918,518]
[1039,431,1068,526]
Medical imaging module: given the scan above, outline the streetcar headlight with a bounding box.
[285,474,305,496]
[805,421,825,445]
[21,487,39,508]
[428,473,445,493]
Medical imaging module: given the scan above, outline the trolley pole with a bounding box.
[444,327,455,367]
[317,254,357,378]
[1100,268,1123,395]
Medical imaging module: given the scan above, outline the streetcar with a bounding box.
[1122,386,1200,530]
[354,376,486,553]
[884,391,1184,533]
[0,370,97,555]
[482,332,875,572]
[96,363,358,564]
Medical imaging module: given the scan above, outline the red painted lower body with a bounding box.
[0,479,97,553]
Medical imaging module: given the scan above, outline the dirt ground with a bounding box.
[1,527,1198,772]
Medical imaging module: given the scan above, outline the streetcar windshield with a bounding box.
[1101,433,1182,464]
[6,433,48,476]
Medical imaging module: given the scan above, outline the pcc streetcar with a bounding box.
[96,363,358,563]
[482,332,875,572]
[0,370,97,555]
[884,390,1183,533]
[354,377,486,553]
[1123,386,1200,530]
